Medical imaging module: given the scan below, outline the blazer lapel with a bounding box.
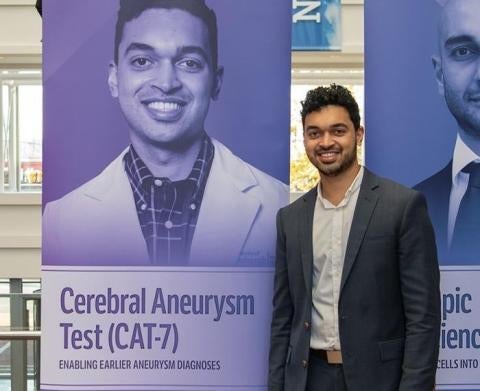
[414,161,451,258]
[301,188,317,293]
[340,170,379,293]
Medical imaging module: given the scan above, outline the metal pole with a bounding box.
[10,279,27,391]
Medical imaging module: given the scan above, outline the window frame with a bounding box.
[0,69,42,198]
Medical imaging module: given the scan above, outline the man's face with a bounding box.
[108,8,223,148]
[303,105,363,177]
[433,0,480,137]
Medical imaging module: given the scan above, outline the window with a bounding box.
[1,69,42,193]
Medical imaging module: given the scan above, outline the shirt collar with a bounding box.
[316,166,364,208]
[123,133,214,195]
[452,134,480,184]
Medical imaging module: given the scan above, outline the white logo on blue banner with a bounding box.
[292,0,341,50]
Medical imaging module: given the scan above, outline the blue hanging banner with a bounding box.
[292,0,341,51]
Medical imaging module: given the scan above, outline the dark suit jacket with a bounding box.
[268,169,440,391]
[414,162,455,264]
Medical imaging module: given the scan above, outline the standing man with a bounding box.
[43,0,288,266]
[269,85,440,390]
[415,0,480,264]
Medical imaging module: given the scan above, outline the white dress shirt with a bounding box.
[448,135,480,247]
[310,167,364,350]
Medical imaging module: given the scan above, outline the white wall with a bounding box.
[342,0,364,54]
[0,0,41,62]
[0,194,40,278]
[0,0,364,279]
[0,1,41,278]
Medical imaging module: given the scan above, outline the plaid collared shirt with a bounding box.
[123,135,214,265]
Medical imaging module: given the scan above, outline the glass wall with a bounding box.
[0,66,364,195]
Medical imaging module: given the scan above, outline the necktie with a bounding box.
[450,162,480,263]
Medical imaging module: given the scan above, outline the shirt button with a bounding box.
[304,321,310,330]
[302,359,308,368]
[190,203,196,210]
[165,220,173,229]
[154,179,163,187]
[140,204,147,211]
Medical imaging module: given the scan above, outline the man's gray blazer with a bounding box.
[268,169,440,391]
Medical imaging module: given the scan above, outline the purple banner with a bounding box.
[366,0,480,389]
[41,0,290,389]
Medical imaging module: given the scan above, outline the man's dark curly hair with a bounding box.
[301,84,361,129]
[114,0,218,69]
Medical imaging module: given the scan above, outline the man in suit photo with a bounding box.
[269,85,440,390]
[415,0,480,264]
[43,0,288,267]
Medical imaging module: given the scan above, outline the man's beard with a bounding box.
[310,144,358,177]
[445,88,480,138]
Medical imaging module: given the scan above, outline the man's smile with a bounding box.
[316,149,341,164]
[140,97,188,122]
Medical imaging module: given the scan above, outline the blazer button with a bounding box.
[302,359,308,368]
[304,321,310,330]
